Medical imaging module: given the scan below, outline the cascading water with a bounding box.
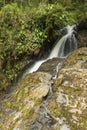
[49,25,77,58]
[28,25,78,73]
[27,59,47,73]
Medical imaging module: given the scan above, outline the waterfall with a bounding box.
[28,25,78,73]
[49,25,77,58]
[27,59,47,73]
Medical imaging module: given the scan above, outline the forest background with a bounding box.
[0,0,87,93]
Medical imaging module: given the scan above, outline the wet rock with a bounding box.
[78,30,87,47]
[38,57,64,76]
[28,121,42,130]
[78,19,87,30]
[77,20,87,47]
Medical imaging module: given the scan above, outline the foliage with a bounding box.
[0,0,86,92]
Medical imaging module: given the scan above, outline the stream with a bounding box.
[27,25,77,74]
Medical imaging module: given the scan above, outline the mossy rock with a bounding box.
[53,67,87,130]
[65,47,87,69]
[0,48,87,130]
[0,72,52,130]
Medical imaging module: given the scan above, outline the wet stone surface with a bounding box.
[38,57,64,76]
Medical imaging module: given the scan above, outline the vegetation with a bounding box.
[0,0,87,92]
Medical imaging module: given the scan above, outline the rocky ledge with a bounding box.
[0,47,87,130]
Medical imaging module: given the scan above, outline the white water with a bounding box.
[49,25,77,58]
[28,25,77,73]
[28,59,47,73]
[49,34,68,58]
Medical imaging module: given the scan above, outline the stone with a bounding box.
[38,57,64,76]
[0,48,87,130]
[0,72,52,130]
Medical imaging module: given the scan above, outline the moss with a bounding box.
[34,98,42,106]
[0,124,5,130]
[17,73,40,89]
[4,101,12,108]
[56,129,60,130]
[48,97,61,117]
[22,107,35,119]
[0,112,3,117]
[15,88,29,102]
[53,76,63,92]
[65,48,87,68]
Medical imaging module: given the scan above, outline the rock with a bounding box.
[78,19,87,30]
[64,47,87,69]
[50,47,87,130]
[38,57,64,77]
[77,20,87,47]
[0,48,87,130]
[78,30,87,47]
[53,67,87,130]
[0,72,52,130]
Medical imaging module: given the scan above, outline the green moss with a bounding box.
[34,98,42,106]
[22,107,34,119]
[65,48,87,68]
[18,73,40,89]
[53,78,63,92]
[48,98,61,117]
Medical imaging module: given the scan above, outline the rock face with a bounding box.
[38,58,64,76]
[0,47,87,130]
[0,72,52,130]
[78,19,87,30]
[78,30,87,47]
[53,68,87,130]
[78,21,87,47]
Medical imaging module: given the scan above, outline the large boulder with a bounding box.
[48,47,87,130]
[0,72,52,130]
[53,68,87,130]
